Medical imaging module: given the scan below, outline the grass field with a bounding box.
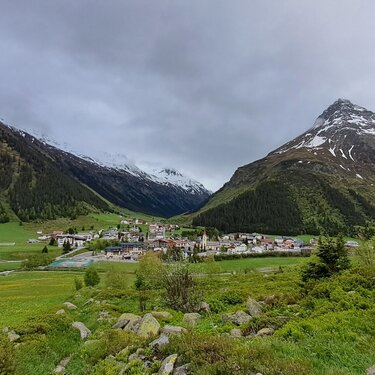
[0,262,22,271]
[0,271,80,327]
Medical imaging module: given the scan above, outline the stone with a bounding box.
[246,298,262,317]
[136,313,160,338]
[161,325,188,336]
[198,302,211,313]
[256,327,274,337]
[159,354,178,375]
[150,334,170,350]
[367,365,375,375]
[151,311,173,320]
[2,326,9,333]
[112,318,130,329]
[230,329,242,338]
[54,357,71,374]
[83,298,94,306]
[348,290,356,295]
[72,322,91,339]
[173,364,189,375]
[182,313,201,327]
[116,313,141,331]
[56,309,65,315]
[8,330,20,342]
[222,311,252,325]
[63,302,77,310]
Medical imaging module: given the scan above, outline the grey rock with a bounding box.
[247,298,262,317]
[256,327,274,337]
[63,302,77,310]
[150,334,170,350]
[112,318,130,329]
[161,325,187,336]
[54,357,71,374]
[136,313,160,338]
[2,326,9,333]
[197,302,210,313]
[173,364,190,375]
[116,313,141,332]
[72,321,91,339]
[182,313,201,327]
[222,310,252,325]
[56,309,65,315]
[230,328,242,338]
[159,353,178,374]
[8,330,20,342]
[367,365,375,375]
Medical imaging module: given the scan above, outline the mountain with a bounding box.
[0,121,211,221]
[192,99,375,235]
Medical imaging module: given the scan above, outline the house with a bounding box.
[57,235,87,248]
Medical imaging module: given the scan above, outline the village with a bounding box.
[26,217,360,266]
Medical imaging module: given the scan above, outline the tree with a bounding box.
[356,237,375,266]
[63,241,72,254]
[84,267,100,287]
[301,236,350,282]
[41,246,48,253]
[49,237,56,246]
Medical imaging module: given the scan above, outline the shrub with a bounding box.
[41,246,48,253]
[74,277,83,291]
[105,266,127,290]
[220,291,244,305]
[84,267,100,287]
[0,332,15,374]
[22,254,52,270]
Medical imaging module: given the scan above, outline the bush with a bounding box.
[22,254,52,270]
[74,277,83,291]
[105,266,127,290]
[0,332,15,374]
[220,291,244,305]
[41,246,48,254]
[84,267,100,287]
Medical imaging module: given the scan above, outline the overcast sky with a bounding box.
[1,1,375,191]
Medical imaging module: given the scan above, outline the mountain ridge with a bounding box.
[192,99,375,235]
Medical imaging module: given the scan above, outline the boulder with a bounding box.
[8,330,20,342]
[256,327,274,337]
[72,322,91,339]
[247,298,262,317]
[230,329,242,338]
[161,325,188,336]
[173,364,190,375]
[116,313,141,331]
[151,311,173,321]
[2,326,9,333]
[150,334,170,350]
[367,365,375,375]
[159,353,178,375]
[136,313,160,338]
[56,309,65,315]
[112,318,130,329]
[54,357,71,374]
[197,302,210,313]
[182,313,201,327]
[222,311,252,325]
[63,302,77,310]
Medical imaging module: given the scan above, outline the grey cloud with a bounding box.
[1,0,375,190]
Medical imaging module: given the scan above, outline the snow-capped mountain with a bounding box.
[193,99,375,235]
[0,120,211,218]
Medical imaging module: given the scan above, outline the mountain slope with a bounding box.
[0,121,211,221]
[193,99,375,235]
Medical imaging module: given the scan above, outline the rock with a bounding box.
[63,302,77,310]
[72,322,91,339]
[348,290,356,295]
[159,354,178,374]
[54,357,71,374]
[197,302,210,313]
[116,313,141,331]
[56,309,65,315]
[112,318,130,329]
[2,326,9,333]
[8,330,20,342]
[161,325,188,336]
[230,329,242,338]
[173,364,189,375]
[183,313,201,327]
[256,327,274,337]
[136,313,160,338]
[222,311,252,325]
[150,334,170,350]
[151,311,173,320]
[83,298,94,306]
[367,365,375,375]
[247,298,262,317]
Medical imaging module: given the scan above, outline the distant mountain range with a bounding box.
[0,121,211,221]
[192,99,375,235]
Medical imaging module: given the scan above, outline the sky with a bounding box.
[1,1,375,191]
